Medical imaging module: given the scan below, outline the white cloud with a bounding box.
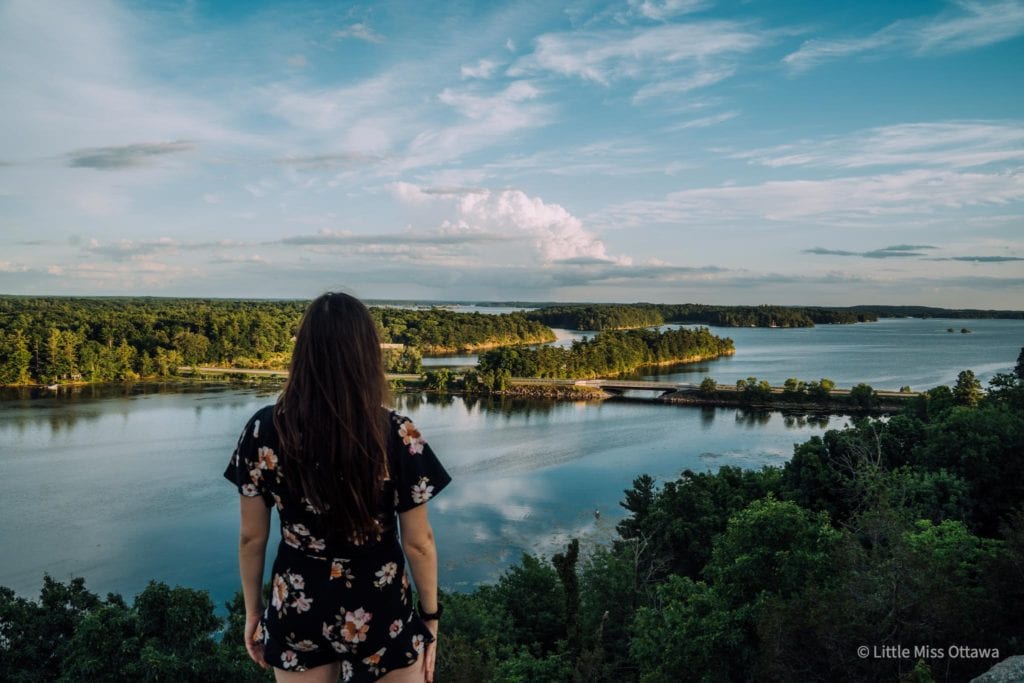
[333,22,384,43]
[460,58,500,79]
[629,0,710,21]
[735,121,1024,169]
[784,0,1024,73]
[393,183,629,265]
[602,168,1024,227]
[666,110,739,130]
[511,21,764,87]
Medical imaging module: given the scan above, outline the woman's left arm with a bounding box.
[238,495,271,669]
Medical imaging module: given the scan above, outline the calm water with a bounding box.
[426,318,1023,391]
[1,317,1020,608]
[0,387,839,607]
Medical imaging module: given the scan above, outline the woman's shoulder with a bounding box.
[242,404,278,438]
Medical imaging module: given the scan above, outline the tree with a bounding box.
[849,382,877,409]
[1015,347,1024,380]
[953,369,983,406]
[630,576,752,682]
[699,377,718,396]
[705,497,841,606]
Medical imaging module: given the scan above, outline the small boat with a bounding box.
[46,384,60,390]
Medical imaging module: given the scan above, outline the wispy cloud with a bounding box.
[735,121,1024,169]
[461,59,501,79]
[66,141,195,170]
[273,152,382,169]
[602,168,1024,227]
[510,20,764,100]
[333,22,384,43]
[279,228,511,247]
[936,255,1024,262]
[784,0,1024,73]
[628,0,711,21]
[804,244,939,258]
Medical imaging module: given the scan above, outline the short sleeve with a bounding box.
[390,415,452,513]
[223,407,275,508]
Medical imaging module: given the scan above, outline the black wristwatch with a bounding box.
[417,600,443,622]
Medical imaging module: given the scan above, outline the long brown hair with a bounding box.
[274,292,391,541]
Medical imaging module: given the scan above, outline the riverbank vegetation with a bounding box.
[2,358,1021,681]
[477,327,734,381]
[0,297,552,385]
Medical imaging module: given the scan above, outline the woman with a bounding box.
[224,292,451,682]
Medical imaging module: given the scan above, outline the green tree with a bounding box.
[849,382,877,409]
[953,369,983,406]
[705,497,841,606]
[630,576,751,683]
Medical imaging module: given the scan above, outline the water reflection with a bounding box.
[1,387,837,605]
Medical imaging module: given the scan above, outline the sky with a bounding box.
[0,0,1022,307]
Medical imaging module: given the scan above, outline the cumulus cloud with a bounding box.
[457,189,629,264]
[66,141,195,170]
[392,183,631,266]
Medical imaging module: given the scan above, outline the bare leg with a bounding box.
[377,654,426,683]
[274,662,341,683]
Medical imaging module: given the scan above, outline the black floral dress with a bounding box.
[224,406,451,680]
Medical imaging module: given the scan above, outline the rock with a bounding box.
[971,656,1024,683]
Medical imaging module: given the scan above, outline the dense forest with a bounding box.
[373,306,554,353]
[477,327,735,381]
[3,358,1021,682]
[0,297,554,385]
[526,304,879,330]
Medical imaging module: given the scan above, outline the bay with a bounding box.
[0,387,837,608]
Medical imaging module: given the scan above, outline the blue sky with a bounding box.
[1,0,1022,306]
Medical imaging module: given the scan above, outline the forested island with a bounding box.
[477,327,734,380]
[3,361,1021,682]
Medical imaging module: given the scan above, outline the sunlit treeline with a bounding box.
[526,303,879,330]
[478,326,735,380]
[0,297,556,385]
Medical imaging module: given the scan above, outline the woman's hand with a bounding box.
[423,620,438,683]
[244,612,269,669]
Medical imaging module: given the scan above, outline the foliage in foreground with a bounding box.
[2,360,1022,682]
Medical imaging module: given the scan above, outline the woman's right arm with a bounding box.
[399,503,439,682]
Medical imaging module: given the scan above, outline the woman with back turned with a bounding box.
[224,292,451,682]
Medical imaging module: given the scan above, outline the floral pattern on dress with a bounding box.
[397,419,425,455]
[330,558,355,587]
[363,647,387,676]
[340,607,372,646]
[374,562,398,588]
[411,477,434,504]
